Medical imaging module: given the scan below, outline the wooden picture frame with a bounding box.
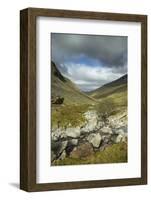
[20,7,147,192]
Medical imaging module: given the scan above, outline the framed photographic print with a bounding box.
[20,8,147,191]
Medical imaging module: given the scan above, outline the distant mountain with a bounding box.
[51,61,96,105]
[103,74,127,87]
[87,74,127,101]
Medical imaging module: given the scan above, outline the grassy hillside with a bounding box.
[51,61,96,105]
[87,74,127,108]
[87,75,127,99]
[51,61,97,128]
[84,74,128,120]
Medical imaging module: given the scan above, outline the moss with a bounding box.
[53,142,127,166]
[51,104,91,128]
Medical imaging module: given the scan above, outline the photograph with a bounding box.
[51,33,128,166]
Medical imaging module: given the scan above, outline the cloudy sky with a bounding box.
[51,33,127,91]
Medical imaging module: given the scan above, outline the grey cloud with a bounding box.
[60,63,124,91]
[51,33,127,70]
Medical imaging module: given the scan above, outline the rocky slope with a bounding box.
[51,109,127,164]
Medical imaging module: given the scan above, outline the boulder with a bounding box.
[111,127,127,143]
[51,128,65,141]
[87,133,102,148]
[100,126,113,135]
[108,112,127,129]
[110,134,119,143]
[101,135,112,145]
[96,121,104,129]
[69,139,78,146]
[51,140,68,159]
[114,127,127,135]
[65,127,81,138]
[81,111,98,132]
[115,134,123,143]
[110,133,127,143]
[59,150,66,160]
[115,134,127,143]
[70,142,94,159]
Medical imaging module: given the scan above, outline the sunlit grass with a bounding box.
[52,104,92,128]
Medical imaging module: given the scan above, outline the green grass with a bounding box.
[89,82,127,100]
[52,104,92,128]
[106,90,127,107]
[94,89,127,118]
[53,142,127,166]
[87,80,127,118]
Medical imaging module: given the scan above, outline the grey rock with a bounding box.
[65,127,81,138]
[115,134,123,143]
[115,134,127,143]
[82,110,98,132]
[101,135,111,144]
[51,140,68,158]
[110,134,119,143]
[110,133,127,143]
[108,111,127,129]
[59,150,66,160]
[114,128,125,135]
[87,133,102,148]
[96,121,104,129]
[69,139,78,146]
[100,126,113,135]
[51,128,65,140]
[60,141,68,152]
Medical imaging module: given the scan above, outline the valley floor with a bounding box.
[51,102,127,166]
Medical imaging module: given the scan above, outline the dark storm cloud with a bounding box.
[51,33,127,91]
[52,33,127,69]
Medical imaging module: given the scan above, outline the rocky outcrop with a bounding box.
[51,110,127,162]
[51,96,64,104]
